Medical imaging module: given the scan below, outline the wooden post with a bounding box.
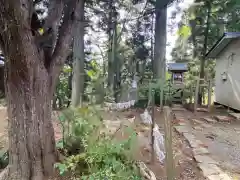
[207,79,212,111]
[194,78,200,114]
[163,106,174,180]
[151,90,155,163]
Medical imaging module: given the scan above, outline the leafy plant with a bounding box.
[136,79,177,108]
[55,107,142,179]
[55,66,72,109]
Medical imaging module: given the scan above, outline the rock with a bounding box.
[183,133,195,142]
[202,117,216,123]
[201,123,213,128]
[229,113,240,120]
[205,133,217,140]
[178,122,187,126]
[193,126,203,131]
[183,133,204,148]
[207,173,232,180]
[174,126,191,134]
[198,163,222,176]
[194,155,218,165]
[190,140,204,148]
[126,115,135,123]
[197,108,208,112]
[193,147,209,155]
[214,115,232,122]
[192,119,204,124]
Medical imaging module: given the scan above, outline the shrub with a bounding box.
[137,79,176,107]
[55,106,142,180]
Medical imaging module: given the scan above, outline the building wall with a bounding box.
[215,39,240,110]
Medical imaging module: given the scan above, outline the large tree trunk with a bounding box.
[153,5,167,80]
[4,33,57,179]
[198,2,211,105]
[107,0,114,93]
[0,0,82,179]
[71,0,85,107]
[112,12,120,102]
[6,71,56,180]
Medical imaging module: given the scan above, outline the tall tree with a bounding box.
[172,0,240,104]
[153,1,167,79]
[0,0,81,179]
[198,0,211,104]
[152,0,175,79]
[71,0,85,107]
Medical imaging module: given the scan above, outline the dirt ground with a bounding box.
[0,106,205,180]
[128,108,205,180]
[105,108,205,180]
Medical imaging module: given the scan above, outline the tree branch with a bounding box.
[49,0,82,90]
[43,0,64,52]
[35,0,64,67]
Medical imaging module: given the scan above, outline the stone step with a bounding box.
[201,117,217,123]
[194,155,218,165]
[174,126,191,134]
[172,107,186,111]
[229,113,240,120]
[192,119,204,124]
[193,147,209,155]
[207,173,232,180]
[197,108,209,112]
[213,115,233,122]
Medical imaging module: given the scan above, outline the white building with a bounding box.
[206,32,240,110]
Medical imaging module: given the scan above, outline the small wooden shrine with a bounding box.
[167,63,188,102]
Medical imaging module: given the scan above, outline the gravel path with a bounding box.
[191,120,240,178]
[173,104,240,179]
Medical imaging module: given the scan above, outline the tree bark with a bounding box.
[198,1,211,105]
[107,0,114,92]
[6,67,56,180]
[4,31,57,180]
[71,0,85,107]
[0,0,81,179]
[153,4,167,80]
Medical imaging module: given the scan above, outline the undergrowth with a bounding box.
[55,106,142,180]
